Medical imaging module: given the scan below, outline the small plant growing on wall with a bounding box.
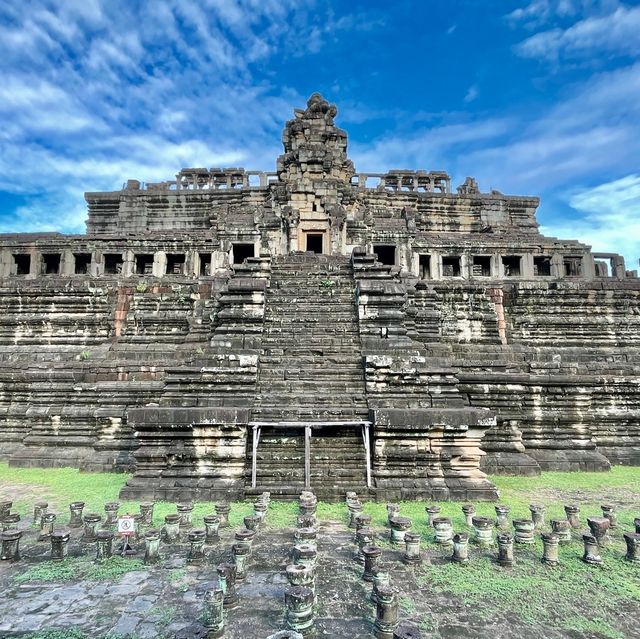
[79,350,91,361]
[136,281,148,293]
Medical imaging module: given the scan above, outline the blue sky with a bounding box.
[0,0,639,267]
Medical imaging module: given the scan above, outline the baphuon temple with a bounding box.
[0,93,638,502]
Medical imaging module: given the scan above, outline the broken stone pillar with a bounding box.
[104,502,120,527]
[354,513,372,532]
[582,534,602,565]
[244,515,261,532]
[286,563,315,589]
[432,518,453,546]
[203,515,221,543]
[215,503,231,529]
[69,501,85,528]
[425,505,440,527]
[33,501,48,526]
[0,529,22,561]
[295,527,317,547]
[355,527,375,563]
[297,514,316,529]
[461,504,475,527]
[601,505,618,529]
[217,563,239,609]
[299,497,317,517]
[529,504,545,530]
[163,514,181,542]
[203,586,225,639]
[386,504,400,526]
[293,543,317,569]
[370,568,391,604]
[139,502,155,527]
[0,501,11,518]
[452,533,469,564]
[50,530,70,560]
[346,491,358,504]
[472,517,494,547]
[235,528,256,554]
[177,503,194,530]
[232,542,251,580]
[634,518,640,534]
[587,517,610,545]
[494,505,510,530]
[1,513,20,531]
[403,532,422,565]
[496,532,514,567]
[187,529,206,564]
[81,513,102,543]
[144,529,161,564]
[624,533,640,563]
[374,585,399,639]
[253,500,268,522]
[551,519,572,544]
[389,516,412,546]
[512,519,535,544]
[39,513,56,541]
[363,545,382,581]
[284,585,314,637]
[541,533,560,566]
[349,501,364,528]
[95,530,114,562]
[564,505,580,529]
[393,622,423,639]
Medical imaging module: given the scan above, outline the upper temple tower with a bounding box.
[275,93,355,254]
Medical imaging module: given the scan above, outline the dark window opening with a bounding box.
[74,253,91,275]
[419,254,431,279]
[564,256,583,277]
[472,256,492,277]
[13,254,30,275]
[104,254,123,275]
[135,254,154,275]
[534,256,552,276]
[502,255,521,277]
[166,253,185,275]
[373,244,396,266]
[199,253,211,276]
[43,253,61,275]
[233,243,255,264]
[442,256,461,277]
[306,234,323,254]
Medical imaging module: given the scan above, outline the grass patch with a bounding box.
[14,556,145,584]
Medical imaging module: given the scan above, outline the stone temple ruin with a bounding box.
[0,93,638,502]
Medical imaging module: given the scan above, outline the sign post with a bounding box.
[117,515,136,556]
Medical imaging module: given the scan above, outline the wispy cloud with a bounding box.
[515,4,640,60]
[542,174,640,267]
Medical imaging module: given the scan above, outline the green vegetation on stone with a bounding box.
[14,556,145,584]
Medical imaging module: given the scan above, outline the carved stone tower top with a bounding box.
[277,93,355,186]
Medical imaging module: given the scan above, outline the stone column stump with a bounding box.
[217,563,239,609]
[425,505,440,527]
[33,501,48,527]
[551,519,572,544]
[50,530,70,560]
[461,504,475,527]
[362,545,382,581]
[177,503,194,530]
[81,513,102,543]
[285,585,314,637]
[452,533,469,564]
[139,502,155,527]
[204,515,221,543]
[144,529,161,564]
[95,530,114,562]
[39,513,56,541]
[496,532,514,567]
[432,518,453,546]
[624,533,640,563]
[374,585,399,639]
[494,505,510,530]
[403,532,422,565]
[69,501,85,528]
[472,517,494,547]
[203,586,225,639]
[232,542,251,580]
[104,502,120,527]
[0,529,22,561]
[187,529,206,564]
[564,505,580,529]
[587,517,610,546]
[601,505,618,529]
[389,517,412,546]
[582,534,602,565]
[529,504,545,530]
[215,503,231,529]
[512,519,535,544]
[541,533,560,566]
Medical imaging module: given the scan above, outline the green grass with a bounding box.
[14,556,145,584]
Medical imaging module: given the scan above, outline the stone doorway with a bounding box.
[306,233,324,254]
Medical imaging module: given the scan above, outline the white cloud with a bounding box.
[515,4,640,60]
[464,85,479,103]
[541,175,640,268]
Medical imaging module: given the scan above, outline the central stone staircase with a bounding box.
[248,253,369,498]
